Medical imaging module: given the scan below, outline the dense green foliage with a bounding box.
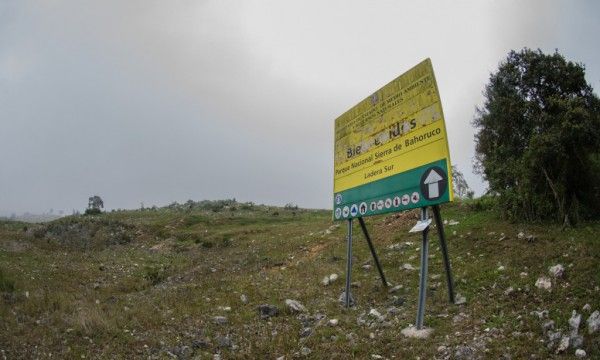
[474,48,600,224]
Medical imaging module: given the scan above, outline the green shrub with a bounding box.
[143,265,167,285]
[468,195,498,212]
[84,208,102,216]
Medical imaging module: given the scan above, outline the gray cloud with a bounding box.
[1,1,599,215]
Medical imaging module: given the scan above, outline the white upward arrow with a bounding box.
[424,169,443,198]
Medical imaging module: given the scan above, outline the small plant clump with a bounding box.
[0,268,16,293]
[143,265,168,286]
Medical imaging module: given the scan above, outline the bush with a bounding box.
[473,48,600,224]
[240,202,255,210]
[284,203,298,210]
[468,195,498,212]
[143,265,168,285]
[84,208,102,216]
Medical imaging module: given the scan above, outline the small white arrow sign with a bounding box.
[423,169,443,198]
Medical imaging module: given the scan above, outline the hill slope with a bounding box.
[1,201,599,359]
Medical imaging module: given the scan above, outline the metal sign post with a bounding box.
[432,204,455,304]
[358,217,388,287]
[344,217,388,308]
[415,207,430,329]
[344,218,353,308]
[412,205,455,329]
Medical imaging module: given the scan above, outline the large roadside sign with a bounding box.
[333,58,453,220]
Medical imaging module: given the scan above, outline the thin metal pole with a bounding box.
[344,218,353,308]
[416,207,430,329]
[432,205,455,304]
[358,217,387,287]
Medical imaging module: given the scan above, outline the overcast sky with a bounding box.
[1,1,599,215]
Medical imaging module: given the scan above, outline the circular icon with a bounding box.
[359,202,368,215]
[419,166,448,201]
[401,194,410,205]
[411,192,420,204]
[342,206,350,218]
[393,196,401,207]
[335,194,342,205]
[376,200,384,210]
[385,198,392,209]
[350,204,358,217]
[335,208,342,219]
[370,202,377,211]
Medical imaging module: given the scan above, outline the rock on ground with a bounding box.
[571,335,583,348]
[542,320,555,334]
[213,316,228,325]
[338,291,356,307]
[257,304,279,319]
[569,310,582,334]
[299,327,312,338]
[400,326,433,339]
[548,264,565,278]
[454,345,475,360]
[587,310,600,334]
[388,285,402,293]
[455,293,467,305]
[556,336,569,353]
[322,273,339,286]
[575,349,587,358]
[285,299,307,313]
[402,263,416,271]
[240,294,248,304]
[535,276,552,291]
[368,308,384,322]
[215,335,232,348]
[531,310,549,319]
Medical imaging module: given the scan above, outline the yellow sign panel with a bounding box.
[333,59,453,220]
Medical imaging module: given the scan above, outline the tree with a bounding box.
[85,195,104,215]
[452,165,474,199]
[474,48,600,225]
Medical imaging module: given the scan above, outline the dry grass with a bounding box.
[0,203,599,359]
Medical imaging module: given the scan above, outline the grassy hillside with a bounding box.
[0,201,599,359]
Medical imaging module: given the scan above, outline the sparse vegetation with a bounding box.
[0,201,599,359]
